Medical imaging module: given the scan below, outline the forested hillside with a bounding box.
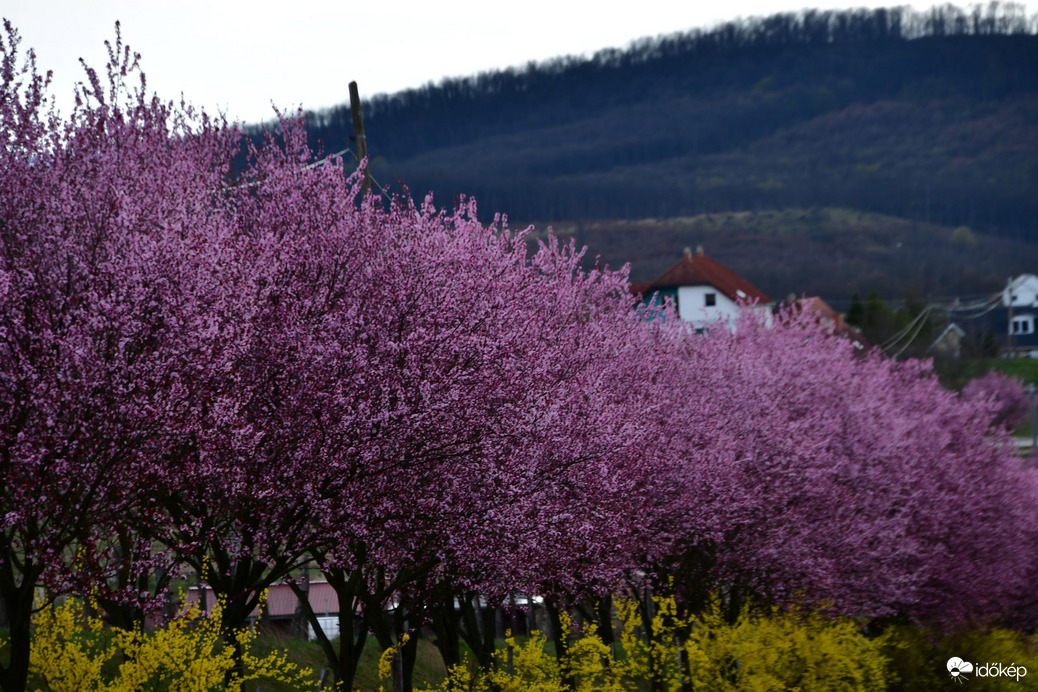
[251,4,1038,300]
[292,4,1036,232]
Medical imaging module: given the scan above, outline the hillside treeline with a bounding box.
[280,4,1038,241]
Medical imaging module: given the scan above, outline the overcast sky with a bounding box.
[5,1,1035,123]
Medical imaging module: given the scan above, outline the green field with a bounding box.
[990,358,1038,386]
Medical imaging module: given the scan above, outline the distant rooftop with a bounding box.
[630,246,771,304]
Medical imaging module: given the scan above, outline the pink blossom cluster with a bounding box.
[962,370,1030,431]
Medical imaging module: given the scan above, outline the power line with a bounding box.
[879,303,936,353]
[948,294,1003,320]
[301,146,353,171]
[890,305,937,358]
[344,148,391,201]
[227,145,392,202]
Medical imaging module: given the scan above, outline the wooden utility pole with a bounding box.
[348,81,371,196]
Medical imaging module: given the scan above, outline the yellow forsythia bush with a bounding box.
[414,630,571,692]
[378,633,412,692]
[414,594,888,692]
[882,621,1038,691]
[615,593,688,690]
[680,598,889,691]
[26,596,316,691]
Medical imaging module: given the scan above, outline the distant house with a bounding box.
[959,275,1038,358]
[792,296,843,329]
[1002,275,1038,357]
[1004,274,1038,310]
[928,322,966,358]
[630,247,772,330]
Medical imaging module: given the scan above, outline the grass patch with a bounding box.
[989,358,1038,385]
[244,633,329,691]
[245,632,449,691]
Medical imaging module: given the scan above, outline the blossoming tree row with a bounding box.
[2,22,1036,692]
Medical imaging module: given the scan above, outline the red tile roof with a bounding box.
[630,249,771,304]
[778,295,870,351]
[794,296,842,327]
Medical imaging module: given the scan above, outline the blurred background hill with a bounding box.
[255,3,1038,302]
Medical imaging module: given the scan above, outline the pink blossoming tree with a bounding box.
[647,310,1038,627]
[279,203,668,689]
[962,370,1030,432]
[0,23,244,691]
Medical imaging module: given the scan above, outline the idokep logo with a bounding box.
[947,657,973,683]
[947,657,1027,683]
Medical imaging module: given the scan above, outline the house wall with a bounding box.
[1012,314,1036,336]
[677,285,740,328]
[308,616,341,640]
[1004,275,1038,307]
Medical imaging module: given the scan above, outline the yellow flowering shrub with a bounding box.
[485,631,566,692]
[615,594,690,691]
[414,630,569,692]
[378,633,411,692]
[883,622,1038,691]
[415,609,642,691]
[29,599,111,692]
[555,614,626,692]
[26,595,316,691]
[680,598,889,691]
[415,593,889,692]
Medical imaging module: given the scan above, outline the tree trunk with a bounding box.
[635,587,666,692]
[480,600,497,669]
[396,613,419,692]
[364,591,401,691]
[457,593,496,671]
[429,596,463,671]
[292,565,371,692]
[291,565,310,640]
[0,559,41,692]
[545,601,576,691]
[0,616,30,692]
[595,594,616,659]
[204,554,293,690]
[0,602,31,692]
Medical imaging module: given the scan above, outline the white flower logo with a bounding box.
[948,657,974,683]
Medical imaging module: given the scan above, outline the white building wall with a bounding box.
[677,286,741,328]
[308,616,340,641]
[1004,274,1038,307]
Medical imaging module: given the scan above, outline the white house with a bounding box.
[1003,274,1038,309]
[630,247,772,330]
[1001,274,1038,357]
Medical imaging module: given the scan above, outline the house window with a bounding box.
[705,293,716,307]
[1012,316,1034,335]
